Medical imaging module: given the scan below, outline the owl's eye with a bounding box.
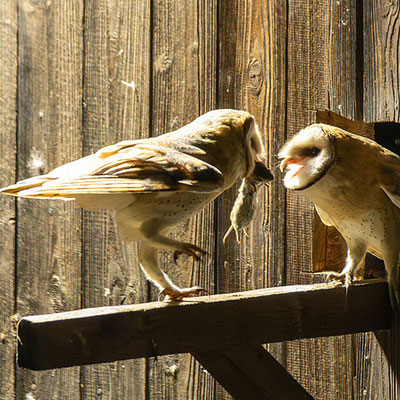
[310,147,320,156]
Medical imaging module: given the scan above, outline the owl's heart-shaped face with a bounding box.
[278,124,335,190]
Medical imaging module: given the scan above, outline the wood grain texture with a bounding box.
[217,0,283,294]
[15,1,83,399]
[217,0,289,369]
[215,1,282,396]
[216,0,245,295]
[17,280,392,370]
[80,0,150,399]
[0,2,17,400]
[315,111,374,137]
[1,0,399,398]
[362,2,400,398]
[284,1,360,399]
[364,1,400,123]
[257,0,289,368]
[214,16,246,395]
[216,0,288,370]
[149,0,218,399]
[285,2,329,398]
[261,0,287,295]
[315,4,361,399]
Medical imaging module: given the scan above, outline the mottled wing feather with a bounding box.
[14,176,178,198]
[0,176,55,195]
[381,179,400,208]
[1,140,224,198]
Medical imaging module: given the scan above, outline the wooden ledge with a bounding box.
[18,279,392,370]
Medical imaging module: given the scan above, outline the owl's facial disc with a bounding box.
[279,125,335,190]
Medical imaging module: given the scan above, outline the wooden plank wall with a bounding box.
[16,2,83,399]
[0,0,398,399]
[0,2,17,400]
[363,3,400,399]
[80,1,150,398]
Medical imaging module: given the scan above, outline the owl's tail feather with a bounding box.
[0,176,55,197]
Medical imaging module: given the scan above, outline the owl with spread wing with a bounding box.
[1,109,272,300]
[279,123,400,310]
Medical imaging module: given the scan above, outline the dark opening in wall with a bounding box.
[374,122,400,156]
[364,122,400,273]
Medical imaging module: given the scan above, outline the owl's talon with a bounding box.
[158,286,209,301]
[158,290,166,301]
[345,274,353,292]
[173,244,207,263]
[318,271,353,289]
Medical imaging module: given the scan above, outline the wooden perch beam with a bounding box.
[18,279,392,370]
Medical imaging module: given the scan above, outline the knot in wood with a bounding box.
[156,53,173,73]
[248,59,263,95]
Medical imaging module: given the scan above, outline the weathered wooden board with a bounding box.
[285,3,329,399]
[322,4,369,400]
[284,1,361,398]
[216,0,274,296]
[217,0,284,295]
[0,2,17,400]
[218,0,289,369]
[17,280,392,370]
[149,0,219,398]
[80,0,150,398]
[215,1,285,396]
[362,2,400,399]
[15,1,83,399]
[364,1,400,124]
[1,0,399,399]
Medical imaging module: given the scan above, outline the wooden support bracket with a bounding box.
[193,345,314,400]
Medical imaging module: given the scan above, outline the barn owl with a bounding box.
[279,123,400,311]
[1,109,272,301]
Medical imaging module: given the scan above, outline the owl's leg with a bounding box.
[143,233,207,261]
[139,219,207,261]
[138,244,176,291]
[138,244,208,301]
[323,243,367,289]
[150,234,207,264]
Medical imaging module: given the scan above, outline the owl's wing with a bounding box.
[1,140,224,198]
[314,205,333,226]
[381,179,400,208]
[378,148,400,208]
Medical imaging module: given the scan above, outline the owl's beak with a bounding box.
[280,156,305,172]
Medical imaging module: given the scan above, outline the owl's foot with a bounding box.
[173,243,207,262]
[158,286,209,301]
[319,271,353,291]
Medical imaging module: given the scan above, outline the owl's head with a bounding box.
[278,124,336,190]
[242,114,267,173]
